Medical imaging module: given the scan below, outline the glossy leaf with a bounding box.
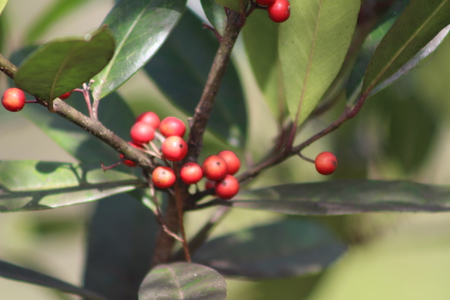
[201,0,227,35]
[91,0,186,100]
[0,161,144,212]
[243,9,282,118]
[0,0,7,15]
[279,0,359,125]
[24,0,91,43]
[139,262,227,300]
[362,0,450,94]
[223,180,450,215]
[84,194,158,300]
[14,28,115,101]
[145,10,247,146]
[346,0,410,103]
[193,218,346,278]
[0,259,108,300]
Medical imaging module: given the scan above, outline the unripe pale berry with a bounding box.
[152,166,176,189]
[159,116,186,138]
[218,150,241,175]
[136,111,160,129]
[2,88,26,112]
[268,0,291,23]
[59,91,72,100]
[130,121,155,145]
[202,155,228,181]
[215,175,240,199]
[161,136,188,162]
[315,152,337,175]
[180,162,203,184]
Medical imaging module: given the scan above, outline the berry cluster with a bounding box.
[256,0,291,23]
[1,87,72,112]
[122,112,241,200]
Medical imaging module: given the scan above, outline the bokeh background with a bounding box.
[1,0,450,299]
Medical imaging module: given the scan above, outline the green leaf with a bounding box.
[243,9,282,119]
[0,161,144,212]
[0,0,7,15]
[139,262,227,300]
[91,0,186,100]
[193,218,346,278]
[24,0,91,43]
[346,0,410,103]
[84,194,158,300]
[14,27,115,101]
[279,0,359,125]
[201,0,227,35]
[144,10,247,146]
[0,259,108,300]
[224,180,450,215]
[362,0,450,94]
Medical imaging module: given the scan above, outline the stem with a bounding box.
[0,53,18,79]
[173,164,191,262]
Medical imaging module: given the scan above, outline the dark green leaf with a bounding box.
[193,218,346,278]
[0,259,108,300]
[346,0,410,103]
[201,0,226,35]
[214,0,244,12]
[92,0,186,100]
[14,28,115,101]
[139,262,227,300]
[24,0,91,43]
[84,194,158,300]
[145,10,247,146]
[362,0,450,94]
[224,180,450,215]
[0,161,144,212]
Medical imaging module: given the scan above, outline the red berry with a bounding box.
[159,116,186,138]
[268,0,291,23]
[180,162,203,184]
[315,152,337,175]
[152,166,176,189]
[256,0,276,6]
[218,150,241,175]
[59,91,72,100]
[130,121,155,145]
[2,88,26,112]
[202,155,228,181]
[136,111,160,129]
[205,180,216,191]
[215,175,240,199]
[119,142,143,167]
[161,136,188,162]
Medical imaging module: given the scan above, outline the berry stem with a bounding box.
[0,53,18,79]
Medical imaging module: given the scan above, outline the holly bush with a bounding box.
[1,0,450,299]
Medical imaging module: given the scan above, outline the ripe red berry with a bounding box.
[59,91,72,100]
[136,111,160,129]
[152,166,176,189]
[202,155,228,181]
[268,0,291,23]
[2,88,26,112]
[130,121,155,145]
[161,136,188,162]
[218,150,241,175]
[119,142,143,167]
[180,162,203,184]
[159,116,186,138]
[215,175,240,199]
[256,0,276,6]
[205,180,216,191]
[315,152,337,175]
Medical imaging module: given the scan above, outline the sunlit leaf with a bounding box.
[14,28,115,101]
[201,0,227,35]
[139,262,227,300]
[0,161,144,212]
[145,10,247,146]
[223,180,450,215]
[193,218,346,278]
[84,194,158,300]
[0,259,108,300]
[0,0,7,15]
[362,0,450,94]
[279,0,359,125]
[92,0,186,100]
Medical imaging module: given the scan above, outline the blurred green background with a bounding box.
[1,0,450,299]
